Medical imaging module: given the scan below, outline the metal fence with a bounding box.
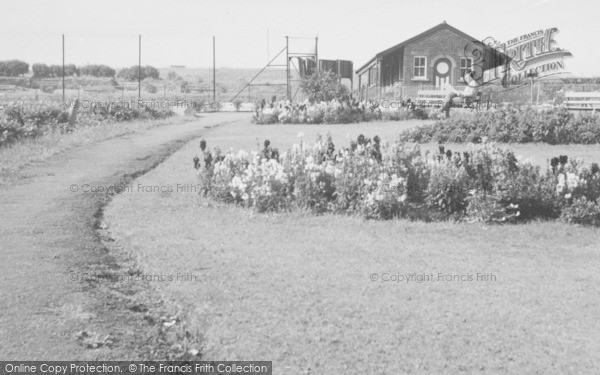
[0,33,317,106]
[351,81,600,107]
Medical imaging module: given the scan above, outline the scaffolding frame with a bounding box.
[230,36,318,102]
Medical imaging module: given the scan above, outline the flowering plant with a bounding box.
[193,137,600,226]
[252,98,427,125]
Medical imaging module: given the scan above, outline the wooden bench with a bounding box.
[0,84,17,92]
[565,92,600,111]
[417,90,483,111]
[416,90,448,108]
[81,85,116,93]
[119,82,139,91]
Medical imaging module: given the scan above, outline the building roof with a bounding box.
[355,21,480,74]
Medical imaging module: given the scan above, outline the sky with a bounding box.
[1,0,598,76]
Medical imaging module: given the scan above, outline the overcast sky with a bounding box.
[0,0,597,76]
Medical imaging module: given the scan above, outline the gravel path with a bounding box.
[0,113,245,359]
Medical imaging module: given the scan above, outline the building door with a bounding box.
[434,58,452,89]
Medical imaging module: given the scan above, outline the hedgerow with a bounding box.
[398,106,600,144]
[0,101,173,147]
[252,98,428,125]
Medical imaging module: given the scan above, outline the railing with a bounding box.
[353,85,381,101]
[565,92,600,111]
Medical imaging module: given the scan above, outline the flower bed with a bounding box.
[0,100,173,147]
[398,106,600,144]
[252,99,429,125]
[193,135,600,226]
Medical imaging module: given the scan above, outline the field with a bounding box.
[103,118,600,374]
[0,67,294,106]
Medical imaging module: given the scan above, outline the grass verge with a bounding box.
[103,119,600,373]
[0,116,191,184]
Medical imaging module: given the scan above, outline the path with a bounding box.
[0,113,245,359]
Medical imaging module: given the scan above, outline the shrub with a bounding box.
[117,65,160,81]
[494,163,559,220]
[206,101,222,112]
[466,191,521,223]
[0,102,70,146]
[361,172,407,220]
[183,98,206,115]
[253,99,392,125]
[32,63,51,78]
[398,106,600,145]
[167,71,182,81]
[252,106,279,124]
[300,70,349,103]
[40,85,55,94]
[0,60,29,76]
[426,160,469,214]
[386,142,429,202]
[194,137,600,226]
[0,100,173,147]
[233,100,243,112]
[144,83,158,94]
[560,197,600,226]
[79,64,116,78]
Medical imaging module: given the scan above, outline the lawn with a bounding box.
[201,119,600,167]
[103,118,600,374]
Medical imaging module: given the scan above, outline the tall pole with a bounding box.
[138,35,141,99]
[286,36,290,101]
[62,34,65,102]
[213,36,216,103]
[315,36,318,66]
[530,77,534,105]
[266,28,270,63]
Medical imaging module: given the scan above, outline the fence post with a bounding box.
[213,36,216,104]
[138,35,142,99]
[286,36,290,101]
[62,34,65,103]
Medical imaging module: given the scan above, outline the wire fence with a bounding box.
[0,34,318,107]
[2,34,599,108]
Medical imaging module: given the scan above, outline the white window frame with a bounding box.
[460,57,473,81]
[368,66,378,87]
[413,56,427,80]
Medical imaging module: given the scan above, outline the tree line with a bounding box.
[0,59,160,81]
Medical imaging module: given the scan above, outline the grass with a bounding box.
[204,119,600,167]
[1,67,291,104]
[0,115,191,184]
[103,117,600,374]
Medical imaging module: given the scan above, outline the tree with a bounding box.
[0,60,29,76]
[143,66,160,80]
[167,71,181,80]
[65,64,79,77]
[32,63,52,78]
[49,65,63,77]
[117,65,160,81]
[300,70,349,103]
[79,64,116,78]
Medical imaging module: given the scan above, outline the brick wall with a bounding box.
[402,28,473,99]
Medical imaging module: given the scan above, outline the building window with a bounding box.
[368,66,378,86]
[460,57,473,79]
[413,56,427,78]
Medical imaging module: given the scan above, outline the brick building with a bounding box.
[356,22,505,100]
